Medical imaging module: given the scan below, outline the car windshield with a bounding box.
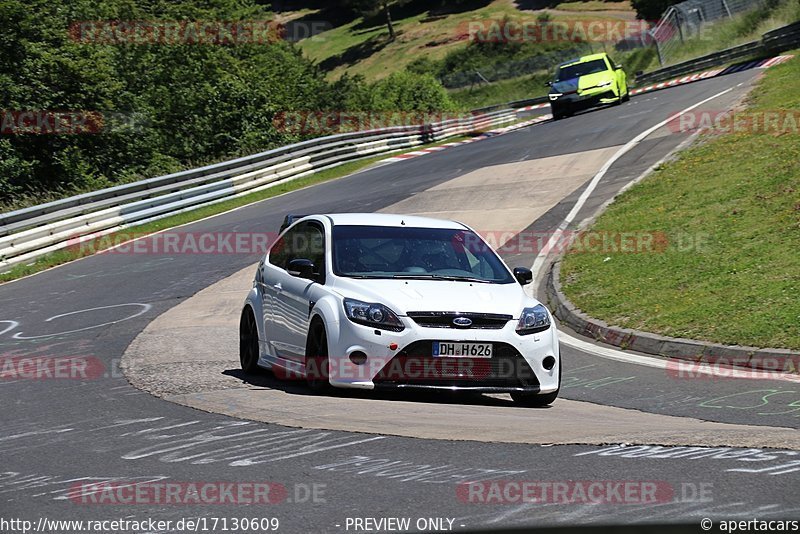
[556,59,608,81]
[332,225,515,283]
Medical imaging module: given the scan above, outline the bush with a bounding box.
[371,71,456,111]
[1,0,460,209]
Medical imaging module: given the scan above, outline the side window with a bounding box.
[271,222,326,282]
[269,228,295,269]
[606,56,616,70]
[304,222,326,282]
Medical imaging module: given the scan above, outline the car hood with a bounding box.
[551,77,579,94]
[330,278,536,317]
[551,71,614,94]
[577,70,614,91]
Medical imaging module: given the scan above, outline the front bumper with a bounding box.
[325,315,560,393]
[550,88,618,112]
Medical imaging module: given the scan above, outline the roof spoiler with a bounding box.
[279,214,309,233]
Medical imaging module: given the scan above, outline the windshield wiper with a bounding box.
[391,274,492,283]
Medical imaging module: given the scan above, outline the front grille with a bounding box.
[373,341,539,389]
[407,312,512,330]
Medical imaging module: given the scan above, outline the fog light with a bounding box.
[543,356,556,371]
[349,351,367,365]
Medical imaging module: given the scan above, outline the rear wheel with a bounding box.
[305,320,330,393]
[239,308,260,373]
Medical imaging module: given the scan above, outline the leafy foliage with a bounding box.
[0,0,455,208]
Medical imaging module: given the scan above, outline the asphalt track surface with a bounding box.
[1,68,798,532]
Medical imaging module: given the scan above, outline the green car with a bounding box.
[547,52,629,120]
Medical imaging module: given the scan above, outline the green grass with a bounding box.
[0,134,476,283]
[659,0,800,68]
[450,72,551,109]
[560,52,800,350]
[297,0,634,81]
[554,1,632,12]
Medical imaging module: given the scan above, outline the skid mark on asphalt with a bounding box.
[0,416,386,467]
[313,456,525,484]
[576,445,800,476]
[0,472,169,501]
[458,500,800,528]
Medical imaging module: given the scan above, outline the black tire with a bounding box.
[239,308,260,373]
[622,89,630,102]
[305,320,330,393]
[551,106,565,120]
[511,364,561,407]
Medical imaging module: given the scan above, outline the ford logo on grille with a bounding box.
[453,317,473,327]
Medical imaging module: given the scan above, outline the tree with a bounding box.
[630,0,682,21]
[341,0,413,41]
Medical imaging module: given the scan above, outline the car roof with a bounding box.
[558,52,609,68]
[313,213,468,230]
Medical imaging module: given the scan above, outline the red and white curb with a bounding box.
[516,102,550,112]
[630,68,725,95]
[631,55,794,95]
[379,115,551,164]
[758,54,793,68]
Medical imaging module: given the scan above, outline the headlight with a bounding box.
[597,80,612,87]
[343,298,404,332]
[516,304,551,335]
[549,93,562,100]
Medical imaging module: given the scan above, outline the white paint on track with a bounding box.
[529,85,734,282]
[521,85,800,381]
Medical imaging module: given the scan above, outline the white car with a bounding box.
[239,213,560,406]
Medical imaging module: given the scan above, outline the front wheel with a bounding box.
[305,321,330,393]
[512,364,560,407]
[511,390,559,407]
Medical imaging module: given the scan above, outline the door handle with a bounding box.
[273,283,283,293]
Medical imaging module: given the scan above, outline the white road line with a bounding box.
[561,329,800,382]
[527,85,739,368]
[530,86,734,281]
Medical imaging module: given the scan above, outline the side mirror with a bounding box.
[615,64,623,70]
[545,81,552,87]
[287,258,316,280]
[513,267,533,286]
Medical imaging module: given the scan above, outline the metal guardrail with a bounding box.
[635,40,761,85]
[635,21,800,86]
[0,110,521,271]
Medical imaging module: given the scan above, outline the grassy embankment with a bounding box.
[560,52,800,349]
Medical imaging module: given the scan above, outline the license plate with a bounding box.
[433,342,493,358]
